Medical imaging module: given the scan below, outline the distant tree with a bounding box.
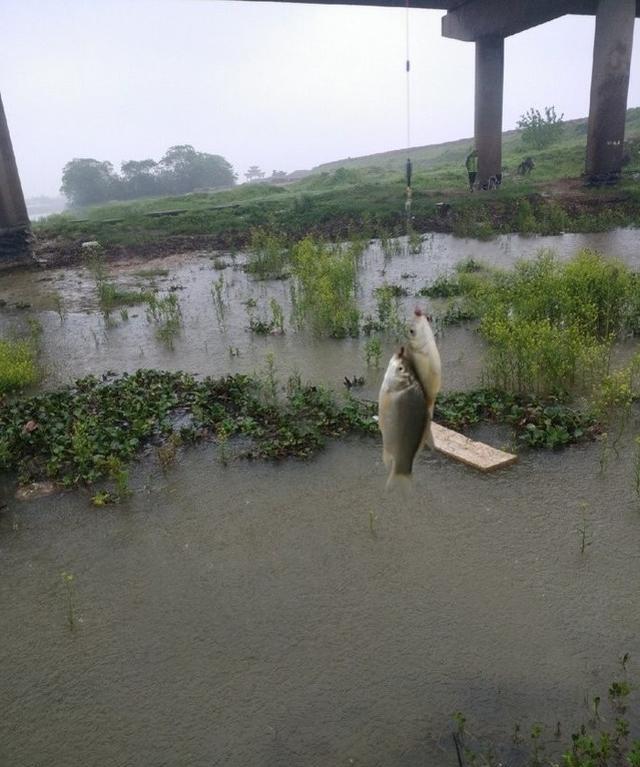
[60,146,236,206]
[270,170,287,181]
[517,106,564,150]
[159,145,236,194]
[60,158,119,207]
[120,159,159,199]
[245,165,265,183]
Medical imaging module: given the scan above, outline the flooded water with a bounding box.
[1,228,639,399]
[1,228,640,765]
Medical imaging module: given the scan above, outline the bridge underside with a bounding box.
[243,0,639,187]
[1,0,638,263]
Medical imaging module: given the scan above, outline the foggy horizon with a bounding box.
[3,0,640,198]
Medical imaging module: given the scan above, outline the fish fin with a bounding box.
[422,422,435,451]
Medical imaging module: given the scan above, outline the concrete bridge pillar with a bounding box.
[0,91,31,267]
[474,35,504,188]
[586,0,635,181]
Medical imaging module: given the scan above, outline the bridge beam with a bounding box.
[585,0,636,181]
[474,35,504,186]
[0,92,32,268]
[442,0,598,42]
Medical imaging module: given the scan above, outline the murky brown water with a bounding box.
[1,229,640,765]
[2,229,639,398]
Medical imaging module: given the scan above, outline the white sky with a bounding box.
[2,0,640,197]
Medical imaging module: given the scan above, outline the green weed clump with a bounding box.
[85,243,150,316]
[0,339,39,393]
[248,298,286,335]
[290,237,360,338]
[452,667,639,767]
[0,369,378,489]
[245,229,290,279]
[472,250,640,397]
[145,293,182,347]
[435,389,597,450]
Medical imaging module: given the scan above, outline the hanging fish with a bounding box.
[405,307,441,450]
[378,346,428,490]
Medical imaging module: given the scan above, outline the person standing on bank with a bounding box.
[465,148,478,192]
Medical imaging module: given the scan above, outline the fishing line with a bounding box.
[404,0,413,225]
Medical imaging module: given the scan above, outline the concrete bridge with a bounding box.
[1,0,638,264]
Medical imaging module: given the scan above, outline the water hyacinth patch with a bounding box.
[0,369,378,489]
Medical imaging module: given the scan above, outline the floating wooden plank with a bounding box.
[431,422,517,472]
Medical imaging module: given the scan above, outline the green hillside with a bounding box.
[31,108,640,260]
[314,107,640,183]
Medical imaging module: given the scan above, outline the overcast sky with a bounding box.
[2,0,639,197]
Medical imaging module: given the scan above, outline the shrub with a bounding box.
[472,250,640,397]
[517,106,564,150]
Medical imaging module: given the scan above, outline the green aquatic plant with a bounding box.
[157,432,182,473]
[0,338,39,393]
[145,293,182,348]
[407,228,422,255]
[269,298,285,334]
[593,359,639,463]
[212,257,230,270]
[245,229,290,280]
[451,668,638,767]
[364,336,382,368]
[418,274,463,299]
[471,250,640,397]
[61,571,77,630]
[374,283,406,337]
[211,275,226,326]
[291,237,360,338]
[576,512,592,555]
[85,244,149,318]
[133,268,169,279]
[52,292,67,323]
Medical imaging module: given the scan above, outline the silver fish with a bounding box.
[378,346,428,489]
[406,307,441,450]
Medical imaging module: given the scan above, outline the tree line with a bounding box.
[60,145,236,207]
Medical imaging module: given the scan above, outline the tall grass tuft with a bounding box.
[0,338,39,393]
[469,249,640,397]
[145,293,182,348]
[245,229,290,280]
[290,237,360,338]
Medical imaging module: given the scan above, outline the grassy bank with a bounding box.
[32,110,640,259]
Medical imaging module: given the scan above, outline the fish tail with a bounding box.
[385,470,413,495]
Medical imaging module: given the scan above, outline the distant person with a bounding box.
[517,157,535,176]
[465,149,478,192]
